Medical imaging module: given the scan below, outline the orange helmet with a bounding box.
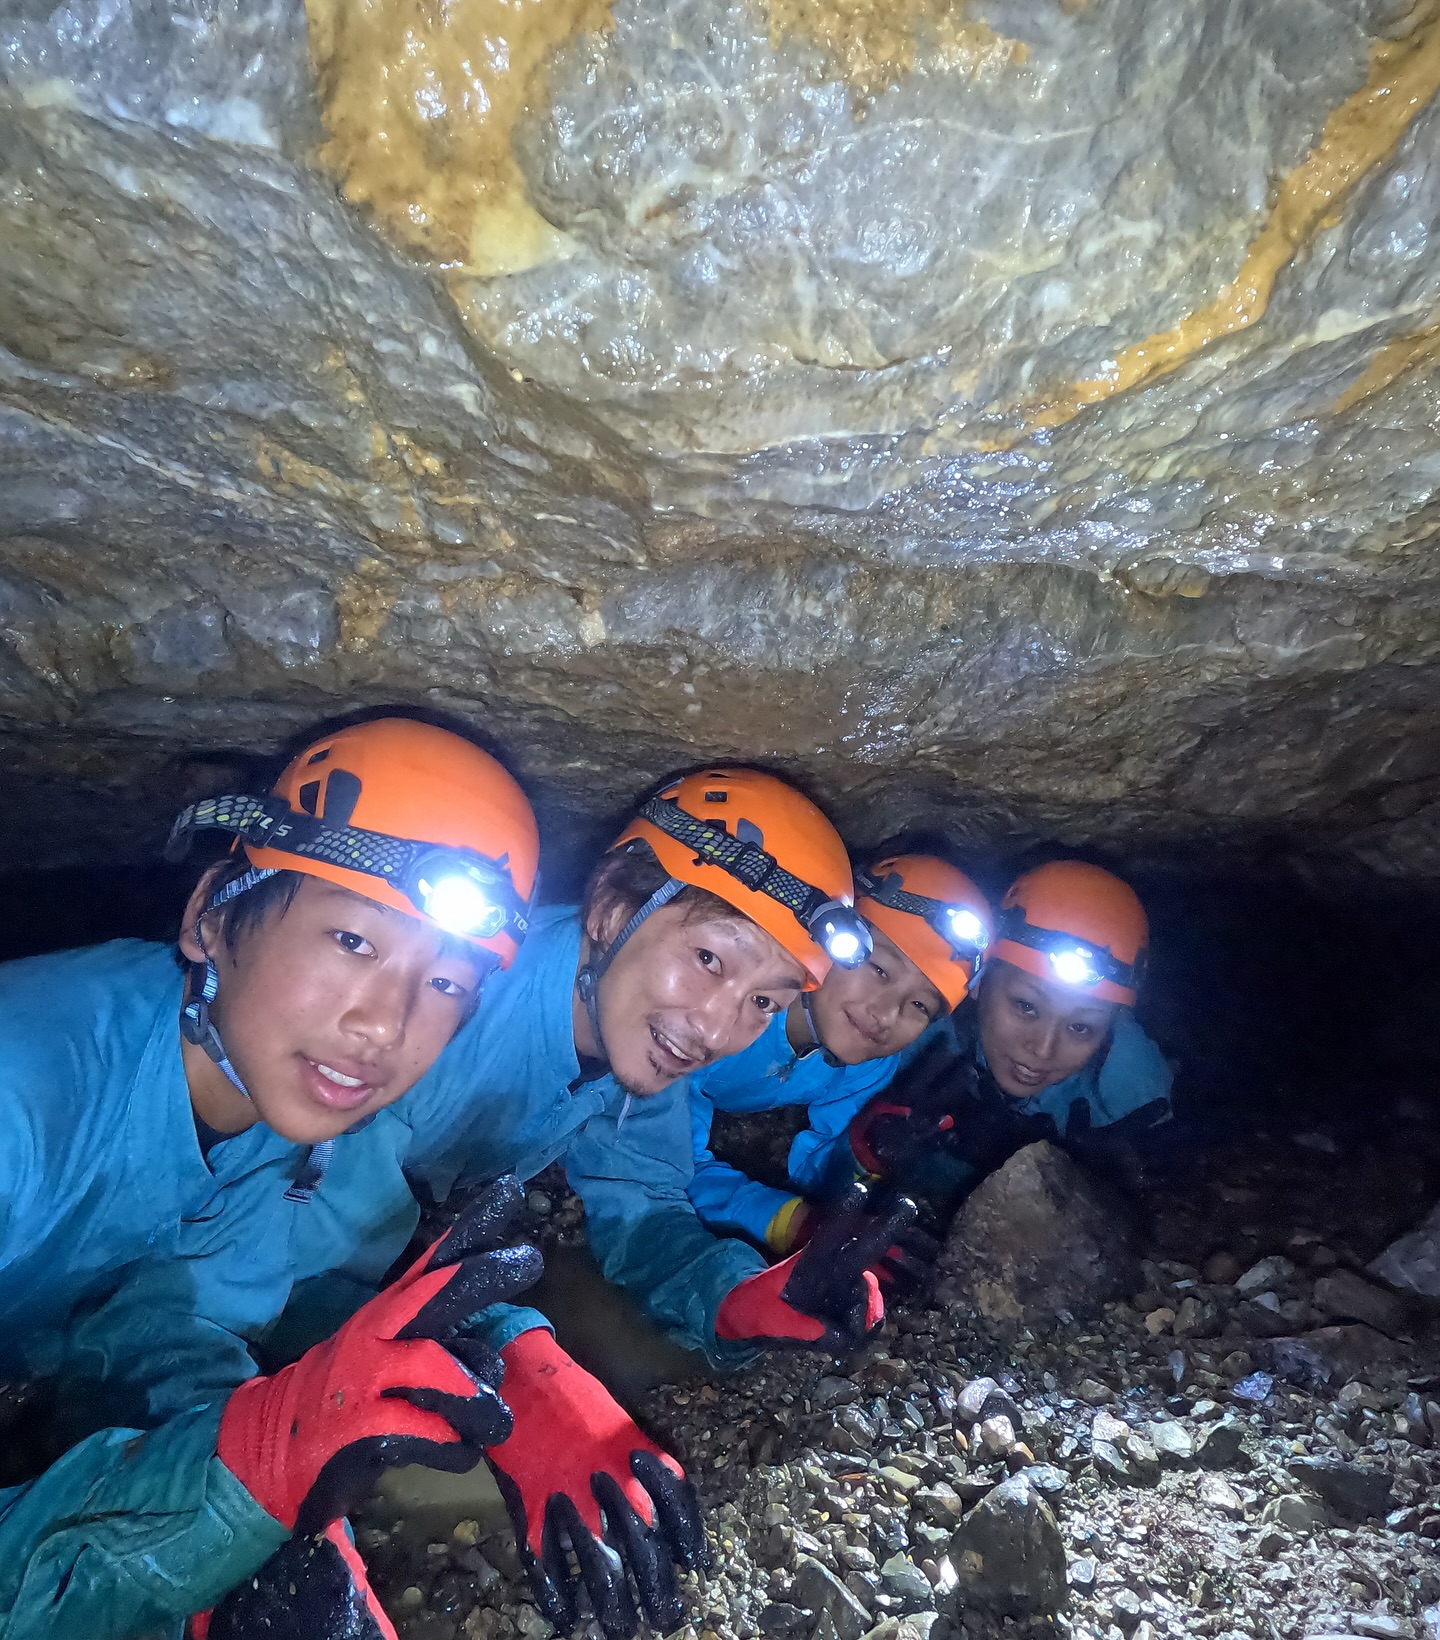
[993,860,1147,1006]
[613,767,862,989]
[856,855,992,1012]
[167,717,539,967]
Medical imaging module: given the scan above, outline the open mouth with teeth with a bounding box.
[647,1023,700,1077]
[301,1055,378,1110]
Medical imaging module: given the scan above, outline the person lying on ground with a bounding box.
[838,860,1173,1230]
[683,855,991,1255]
[0,717,549,1640]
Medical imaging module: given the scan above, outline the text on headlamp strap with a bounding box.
[639,796,834,922]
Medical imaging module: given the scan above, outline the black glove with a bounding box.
[207,1523,395,1639]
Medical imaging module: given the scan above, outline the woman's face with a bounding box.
[578,894,807,1096]
[975,958,1117,1099]
[804,924,948,1065]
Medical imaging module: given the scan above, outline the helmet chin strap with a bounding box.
[179,867,278,1100]
[574,877,687,1067]
[798,989,844,1068]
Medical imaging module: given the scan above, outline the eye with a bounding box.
[430,976,470,1000]
[912,998,934,1018]
[869,962,889,982]
[332,930,376,957]
[1014,998,1036,1017]
[753,994,778,1015]
[697,948,719,970]
[1069,1022,1092,1038]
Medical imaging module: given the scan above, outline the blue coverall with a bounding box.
[684,1010,902,1245]
[0,907,750,1637]
[685,1005,1172,1245]
[800,1006,1174,1199]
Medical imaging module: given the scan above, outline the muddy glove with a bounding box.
[218,1175,540,1538]
[717,1185,916,1351]
[207,1522,396,1639]
[849,1097,957,1178]
[485,1328,708,1640]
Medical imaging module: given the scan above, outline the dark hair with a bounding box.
[583,838,740,930]
[202,855,306,954]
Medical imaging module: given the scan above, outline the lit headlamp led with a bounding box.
[808,901,873,968]
[856,870,990,964]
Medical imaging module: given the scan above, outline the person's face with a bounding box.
[179,872,485,1144]
[976,957,1117,1100]
[582,896,807,1097]
[805,924,948,1065]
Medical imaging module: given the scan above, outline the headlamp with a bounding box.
[809,902,873,968]
[994,905,1138,993]
[166,794,532,948]
[1048,946,1100,988]
[410,852,513,940]
[943,906,989,953]
[856,870,990,965]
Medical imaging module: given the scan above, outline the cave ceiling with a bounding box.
[2,0,1440,878]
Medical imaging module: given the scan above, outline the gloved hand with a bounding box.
[872,1222,944,1298]
[205,1522,395,1639]
[716,1185,916,1351]
[218,1174,541,1538]
[848,1098,957,1178]
[485,1328,709,1640]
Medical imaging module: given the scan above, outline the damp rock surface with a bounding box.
[934,1140,1139,1331]
[2,1,1440,873]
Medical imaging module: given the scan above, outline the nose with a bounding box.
[691,983,755,1059]
[341,965,412,1051]
[1027,1018,1062,1065]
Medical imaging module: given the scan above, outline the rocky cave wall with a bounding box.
[2,0,1440,883]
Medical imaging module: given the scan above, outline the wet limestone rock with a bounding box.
[949,1471,1067,1619]
[3,1,1440,871]
[934,1142,1138,1333]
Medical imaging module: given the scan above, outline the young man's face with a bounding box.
[580,897,807,1097]
[179,873,485,1145]
[975,957,1117,1100]
[805,924,948,1065]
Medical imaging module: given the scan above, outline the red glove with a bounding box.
[716,1185,915,1352]
[203,1522,396,1639]
[485,1328,709,1640]
[219,1176,540,1537]
[849,1098,954,1176]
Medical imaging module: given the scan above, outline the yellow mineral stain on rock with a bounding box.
[336,560,400,650]
[764,0,1026,95]
[1332,311,1440,413]
[1015,0,1440,436]
[303,0,615,277]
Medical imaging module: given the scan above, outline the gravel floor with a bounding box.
[365,1109,1440,1640]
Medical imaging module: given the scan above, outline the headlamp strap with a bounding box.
[576,876,689,1069]
[639,797,829,928]
[168,795,529,938]
[178,868,277,1103]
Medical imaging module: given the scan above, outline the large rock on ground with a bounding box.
[948,1471,1067,1619]
[934,1142,1138,1333]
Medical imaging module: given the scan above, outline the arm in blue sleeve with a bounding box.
[786,1055,902,1198]
[0,1404,286,1640]
[1093,1012,1174,1127]
[686,1090,794,1245]
[567,1091,768,1370]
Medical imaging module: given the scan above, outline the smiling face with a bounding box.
[179,869,485,1145]
[577,892,807,1097]
[975,957,1117,1100]
[802,924,948,1065]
